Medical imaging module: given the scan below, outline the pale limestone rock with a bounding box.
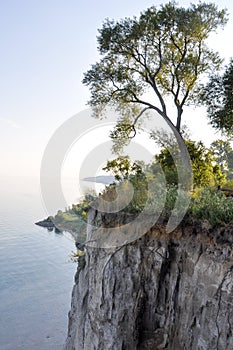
[64,210,233,350]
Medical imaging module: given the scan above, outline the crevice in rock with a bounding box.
[64,217,233,350]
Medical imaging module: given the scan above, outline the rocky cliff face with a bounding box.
[64,210,233,350]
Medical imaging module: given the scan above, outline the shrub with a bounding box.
[191,187,233,226]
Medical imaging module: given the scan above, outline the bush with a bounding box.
[99,181,233,228]
[191,187,233,226]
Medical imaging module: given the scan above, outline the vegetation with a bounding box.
[155,139,225,187]
[83,1,227,139]
[46,144,233,239]
[42,2,233,238]
[78,1,232,230]
[191,187,233,227]
[210,139,233,179]
[202,59,233,136]
[101,139,233,227]
[101,158,149,213]
[50,197,91,243]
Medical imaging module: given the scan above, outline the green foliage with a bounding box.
[224,179,233,189]
[52,195,93,242]
[83,1,227,134]
[210,139,233,179]
[202,58,233,135]
[101,143,231,228]
[154,139,225,187]
[103,156,144,180]
[154,148,179,186]
[145,184,191,222]
[98,177,233,227]
[101,156,148,212]
[191,187,233,226]
[48,140,233,239]
[102,156,188,219]
[50,172,233,238]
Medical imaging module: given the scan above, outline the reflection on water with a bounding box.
[0,177,76,350]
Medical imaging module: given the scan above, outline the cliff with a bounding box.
[64,210,233,350]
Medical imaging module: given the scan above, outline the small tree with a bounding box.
[154,140,225,187]
[83,1,227,135]
[103,156,144,181]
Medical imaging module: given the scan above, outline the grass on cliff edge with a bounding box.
[98,182,233,228]
[47,182,233,238]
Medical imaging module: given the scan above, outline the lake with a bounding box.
[0,176,77,350]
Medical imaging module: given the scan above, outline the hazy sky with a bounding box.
[0,0,232,178]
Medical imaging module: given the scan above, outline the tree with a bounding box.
[103,140,226,188]
[211,139,233,179]
[101,156,149,212]
[83,1,227,135]
[103,156,144,181]
[154,140,225,187]
[202,59,233,136]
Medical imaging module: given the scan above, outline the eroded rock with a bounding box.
[64,210,233,350]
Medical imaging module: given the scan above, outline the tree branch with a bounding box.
[128,44,167,116]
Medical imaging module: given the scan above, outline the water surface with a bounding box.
[0,177,76,350]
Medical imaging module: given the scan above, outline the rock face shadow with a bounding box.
[64,211,233,350]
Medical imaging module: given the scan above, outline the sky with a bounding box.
[0,0,232,180]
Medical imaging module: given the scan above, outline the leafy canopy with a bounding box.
[154,139,225,187]
[83,1,227,133]
[211,139,233,179]
[202,59,233,136]
[102,138,226,189]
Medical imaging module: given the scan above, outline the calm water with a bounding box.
[0,177,76,350]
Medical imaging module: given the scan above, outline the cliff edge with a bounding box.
[64,210,233,350]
